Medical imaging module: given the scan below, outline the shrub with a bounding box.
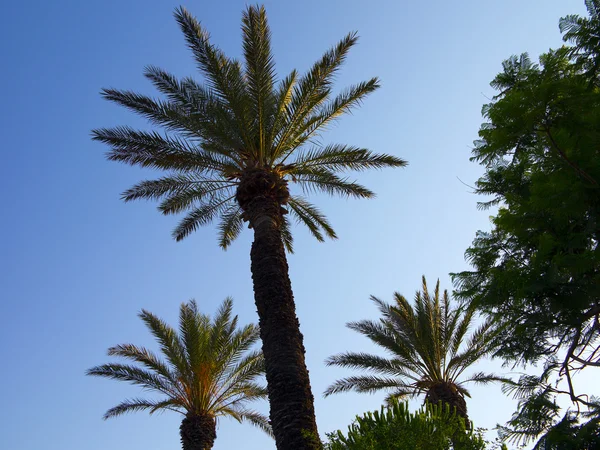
[325,400,486,450]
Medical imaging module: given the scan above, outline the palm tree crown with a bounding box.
[87,298,270,444]
[325,277,503,423]
[92,5,406,251]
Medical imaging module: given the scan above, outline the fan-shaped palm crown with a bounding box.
[91,6,406,251]
[87,298,270,450]
[325,277,504,423]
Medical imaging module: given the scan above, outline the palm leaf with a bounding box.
[272,31,359,158]
[287,196,337,241]
[92,126,234,172]
[217,204,244,249]
[324,375,411,396]
[172,194,236,241]
[241,5,276,160]
[292,144,407,173]
[174,7,253,152]
[103,398,184,419]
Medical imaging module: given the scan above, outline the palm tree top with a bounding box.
[92,5,406,250]
[325,276,505,404]
[87,298,271,434]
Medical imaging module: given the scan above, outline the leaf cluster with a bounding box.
[325,277,505,404]
[87,298,271,436]
[92,6,406,250]
[324,399,485,450]
[453,2,600,447]
[452,2,600,366]
[498,360,600,449]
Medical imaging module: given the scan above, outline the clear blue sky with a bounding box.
[0,1,592,449]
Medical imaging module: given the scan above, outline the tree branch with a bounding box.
[543,127,598,186]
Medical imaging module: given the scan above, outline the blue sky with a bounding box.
[0,1,593,449]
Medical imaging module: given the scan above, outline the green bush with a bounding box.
[325,400,486,450]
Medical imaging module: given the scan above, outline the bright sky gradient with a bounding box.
[1,1,594,449]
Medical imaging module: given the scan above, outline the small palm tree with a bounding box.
[87,298,270,450]
[325,276,504,426]
[92,6,406,448]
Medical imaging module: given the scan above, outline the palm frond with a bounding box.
[159,184,235,215]
[122,175,234,204]
[172,194,236,241]
[92,126,234,172]
[174,7,253,152]
[324,375,411,396]
[217,204,244,249]
[242,5,276,160]
[86,363,173,394]
[103,398,184,419]
[345,318,423,372]
[325,352,419,382]
[267,70,298,162]
[280,214,294,252]
[293,169,374,198]
[449,306,475,358]
[457,371,512,386]
[100,88,196,135]
[287,196,337,241]
[209,297,236,360]
[239,410,274,437]
[178,300,207,374]
[138,309,189,375]
[272,31,359,158]
[291,144,406,173]
[107,344,175,383]
[288,78,381,148]
[143,66,245,152]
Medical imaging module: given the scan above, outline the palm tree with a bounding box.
[87,298,271,450]
[92,6,406,448]
[325,276,504,426]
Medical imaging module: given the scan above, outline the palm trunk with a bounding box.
[179,413,216,450]
[248,199,320,449]
[425,382,470,430]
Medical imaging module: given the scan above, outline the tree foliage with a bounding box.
[452,0,600,383]
[324,400,485,450]
[87,298,271,435]
[325,277,504,424]
[92,6,406,251]
[452,1,600,446]
[498,359,600,449]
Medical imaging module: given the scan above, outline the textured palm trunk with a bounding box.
[238,169,320,449]
[179,413,216,450]
[426,382,470,429]
[249,212,320,449]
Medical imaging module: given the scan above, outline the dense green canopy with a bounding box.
[453,0,600,374]
[453,1,600,446]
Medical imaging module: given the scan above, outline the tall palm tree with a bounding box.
[87,298,271,450]
[92,6,406,448]
[325,276,504,426]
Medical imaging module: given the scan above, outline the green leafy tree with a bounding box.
[92,6,405,448]
[325,277,503,426]
[498,360,600,449]
[452,1,600,447]
[87,298,270,450]
[324,400,485,450]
